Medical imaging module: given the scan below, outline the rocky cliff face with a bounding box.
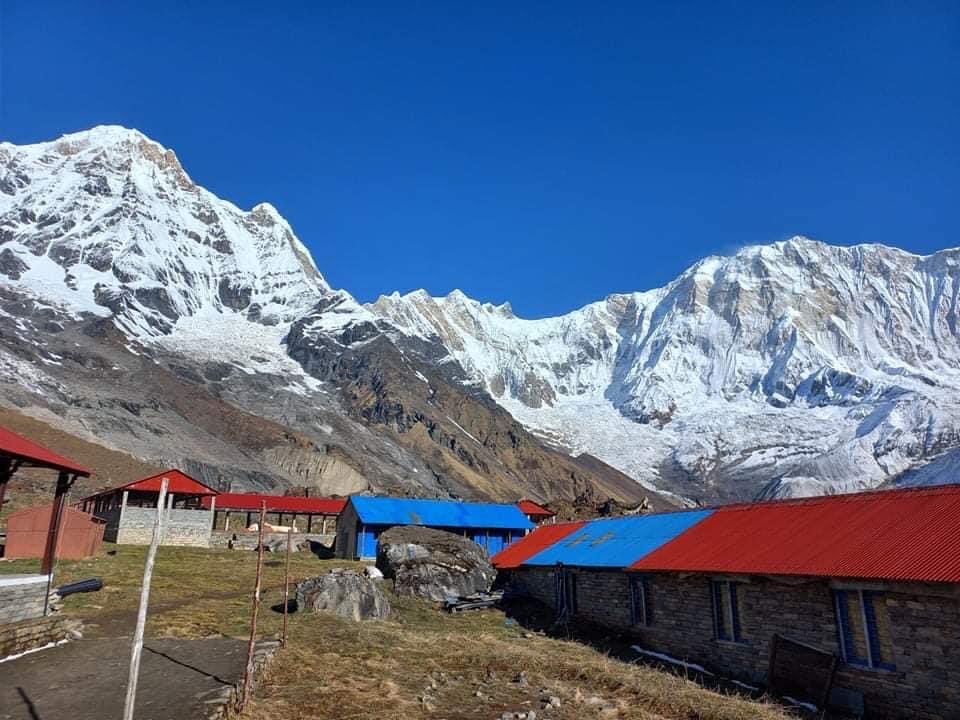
[3,125,959,504]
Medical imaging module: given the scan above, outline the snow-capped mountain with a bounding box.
[3,125,959,503]
[0,126,328,337]
[366,240,960,500]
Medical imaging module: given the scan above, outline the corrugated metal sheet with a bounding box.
[6,504,105,559]
[491,521,586,569]
[0,424,90,476]
[517,499,554,517]
[632,485,960,583]
[349,496,534,530]
[202,493,345,514]
[524,510,714,568]
[82,469,217,501]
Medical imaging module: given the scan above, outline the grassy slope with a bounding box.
[0,548,791,720]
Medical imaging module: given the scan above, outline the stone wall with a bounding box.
[0,575,49,625]
[509,567,960,720]
[115,507,212,547]
[0,615,81,658]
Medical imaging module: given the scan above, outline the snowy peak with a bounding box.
[358,237,960,499]
[0,125,330,336]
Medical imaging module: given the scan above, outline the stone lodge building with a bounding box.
[494,486,960,719]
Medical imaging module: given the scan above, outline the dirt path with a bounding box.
[0,638,246,720]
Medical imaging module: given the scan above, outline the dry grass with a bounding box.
[1,548,795,720]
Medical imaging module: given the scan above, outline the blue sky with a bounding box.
[2,2,958,317]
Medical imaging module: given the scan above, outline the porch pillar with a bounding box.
[0,457,12,512]
[41,471,74,576]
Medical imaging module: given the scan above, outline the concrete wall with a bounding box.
[510,567,960,720]
[0,575,48,625]
[114,507,213,547]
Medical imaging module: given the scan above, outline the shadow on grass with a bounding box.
[500,596,794,710]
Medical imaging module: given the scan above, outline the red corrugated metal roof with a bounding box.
[491,521,586,569]
[517,499,555,517]
[631,484,960,583]
[82,469,218,500]
[0,424,90,476]
[201,493,346,514]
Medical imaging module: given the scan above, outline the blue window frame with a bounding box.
[628,574,653,627]
[833,589,896,671]
[711,580,744,642]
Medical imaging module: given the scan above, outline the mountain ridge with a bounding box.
[3,125,960,504]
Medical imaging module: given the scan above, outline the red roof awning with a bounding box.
[202,493,346,515]
[0,425,91,476]
[491,521,586,569]
[632,484,960,584]
[517,499,555,517]
[82,469,217,500]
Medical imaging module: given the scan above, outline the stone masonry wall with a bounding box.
[0,615,81,658]
[0,576,48,625]
[116,507,212,547]
[509,567,960,720]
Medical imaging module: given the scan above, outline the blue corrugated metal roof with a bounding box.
[349,496,534,530]
[523,510,714,568]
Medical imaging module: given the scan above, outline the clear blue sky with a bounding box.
[2,2,958,317]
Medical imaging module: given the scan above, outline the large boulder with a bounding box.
[295,569,391,621]
[376,526,496,602]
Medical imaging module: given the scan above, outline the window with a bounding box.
[833,589,896,670]
[629,574,653,626]
[711,580,744,642]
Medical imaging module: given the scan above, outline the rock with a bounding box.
[364,565,384,579]
[295,569,391,621]
[542,695,561,709]
[514,671,529,687]
[375,526,496,602]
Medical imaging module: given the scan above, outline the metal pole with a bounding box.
[123,477,169,720]
[240,501,267,711]
[282,527,292,648]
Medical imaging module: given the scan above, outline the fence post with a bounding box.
[123,477,169,720]
[239,501,267,712]
[282,527,292,648]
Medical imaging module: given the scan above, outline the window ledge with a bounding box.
[840,663,898,675]
[714,639,749,648]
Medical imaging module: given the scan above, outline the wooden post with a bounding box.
[240,502,267,712]
[41,471,72,575]
[41,470,74,615]
[208,496,216,537]
[0,457,11,512]
[306,515,312,533]
[246,511,252,529]
[282,528,292,648]
[123,477,169,720]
